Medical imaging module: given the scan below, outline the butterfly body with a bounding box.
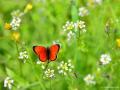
[33,44,60,62]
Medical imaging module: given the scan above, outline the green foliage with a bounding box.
[0,0,120,90]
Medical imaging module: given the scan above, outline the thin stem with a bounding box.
[45,60,50,71]
[42,60,50,78]
[14,41,23,76]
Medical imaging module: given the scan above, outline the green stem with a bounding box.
[19,81,45,90]
[14,41,23,76]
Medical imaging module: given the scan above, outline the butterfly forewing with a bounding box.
[33,46,47,62]
[49,44,60,61]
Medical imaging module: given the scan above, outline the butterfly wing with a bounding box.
[33,46,48,62]
[49,44,60,61]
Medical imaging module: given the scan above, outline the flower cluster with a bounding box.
[44,69,55,78]
[74,20,86,32]
[11,10,24,17]
[63,21,75,32]
[57,60,74,75]
[4,77,14,89]
[18,51,29,63]
[4,3,33,31]
[84,74,96,85]
[100,54,111,65]
[78,7,89,17]
[94,0,103,5]
[67,31,75,42]
[63,20,86,42]
[10,17,21,30]
[63,20,86,32]
[87,0,103,7]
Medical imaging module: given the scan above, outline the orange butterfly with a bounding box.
[33,44,60,62]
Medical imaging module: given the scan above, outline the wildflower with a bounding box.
[84,74,96,85]
[74,20,86,33]
[11,32,20,41]
[94,0,102,5]
[116,38,120,48]
[36,60,45,69]
[63,21,75,31]
[24,3,33,13]
[10,17,21,30]
[78,7,89,17]
[57,60,74,75]
[4,77,14,89]
[100,54,111,65]
[87,0,102,7]
[18,51,28,63]
[4,23,12,30]
[11,10,24,17]
[67,31,75,42]
[44,69,55,78]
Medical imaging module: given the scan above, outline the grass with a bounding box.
[0,0,120,90]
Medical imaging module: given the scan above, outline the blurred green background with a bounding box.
[0,0,120,90]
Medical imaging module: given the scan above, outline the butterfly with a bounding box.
[33,44,60,62]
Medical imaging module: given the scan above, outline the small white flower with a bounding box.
[57,60,74,75]
[74,20,86,29]
[4,77,14,89]
[44,69,55,78]
[67,31,75,42]
[74,20,86,33]
[63,21,75,31]
[18,51,28,63]
[87,0,103,6]
[11,10,24,17]
[94,0,102,5]
[78,7,89,17]
[100,54,111,65]
[84,74,96,85]
[10,17,21,30]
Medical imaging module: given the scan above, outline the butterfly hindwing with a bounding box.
[33,46,48,62]
[49,44,60,61]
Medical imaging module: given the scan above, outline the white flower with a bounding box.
[4,77,14,89]
[18,51,28,63]
[11,10,24,17]
[36,60,45,69]
[57,60,74,75]
[84,74,96,85]
[67,31,75,42]
[63,21,75,31]
[10,17,21,30]
[75,20,85,29]
[94,0,102,5]
[44,69,55,78]
[100,54,111,65]
[87,0,102,6]
[74,20,86,32]
[78,7,89,17]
